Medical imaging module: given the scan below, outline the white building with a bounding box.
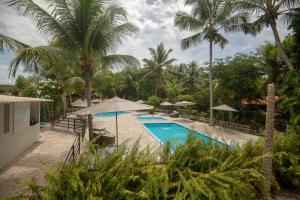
[0,95,52,169]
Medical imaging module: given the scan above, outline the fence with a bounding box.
[197,116,263,136]
[64,132,82,167]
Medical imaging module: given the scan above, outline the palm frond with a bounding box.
[101,54,140,69]
[9,46,75,77]
[181,32,204,49]
[0,33,29,53]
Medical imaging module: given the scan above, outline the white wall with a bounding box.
[0,102,40,169]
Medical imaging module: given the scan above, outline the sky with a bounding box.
[0,0,290,84]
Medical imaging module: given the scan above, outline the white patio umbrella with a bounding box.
[74,97,153,148]
[160,101,173,106]
[174,101,196,107]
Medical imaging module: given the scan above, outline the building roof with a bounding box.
[0,95,52,103]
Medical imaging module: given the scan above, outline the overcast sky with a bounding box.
[0,0,290,84]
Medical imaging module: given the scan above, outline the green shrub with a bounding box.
[9,133,300,199]
[146,95,160,107]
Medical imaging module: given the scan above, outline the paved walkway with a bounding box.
[0,129,76,197]
[93,112,260,150]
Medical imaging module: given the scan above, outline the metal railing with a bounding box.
[196,116,263,135]
[64,132,82,167]
[53,115,85,135]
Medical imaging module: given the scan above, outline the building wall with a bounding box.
[0,102,40,169]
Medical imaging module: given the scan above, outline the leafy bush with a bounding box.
[9,133,300,199]
[146,95,160,107]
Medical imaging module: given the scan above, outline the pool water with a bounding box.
[138,116,166,121]
[144,123,222,145]
[94,111,130,117]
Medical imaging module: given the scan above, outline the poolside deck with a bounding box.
[0,128,77,197]
[93,112,260,150]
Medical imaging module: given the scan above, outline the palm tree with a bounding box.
[237,0,299,70]
[7,0,139,139]
[143,43,176,97]
[175,0,249,125]
[165,80,184,102]
[181,61,200,94]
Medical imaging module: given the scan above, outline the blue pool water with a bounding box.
[144,123,222,145]
[138,116,166,121]
[94,111,130,117]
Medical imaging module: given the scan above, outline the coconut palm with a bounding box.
[175,0,249,125]
[143,43,176,97]
[237,0,299,70]
[181,61,200,94]
[7,0,139,139]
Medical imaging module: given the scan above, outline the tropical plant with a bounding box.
[175,0,249,125]
[165,80,184,102]
[181,61,200,94]
[237,0,299,70]
[7,0,139,139]
[146,95,161,107]
[115,67,138,99]
[258,42,285,86]
[10,135,270,200]
[143,43,176,97]
[92,69,116,98]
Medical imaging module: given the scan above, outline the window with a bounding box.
[3,104,9,133]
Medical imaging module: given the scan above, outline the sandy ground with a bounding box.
[0,129,76,197]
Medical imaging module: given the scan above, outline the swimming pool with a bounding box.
[94,111,130,117]
[138,116,166,121]
[143,123,222,145]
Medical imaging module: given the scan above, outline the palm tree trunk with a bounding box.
[84,70,94,140]
[269,18,294,70]
[261,83,276,200]
[209,40,214,125]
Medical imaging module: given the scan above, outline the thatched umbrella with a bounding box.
[74,97,152,148]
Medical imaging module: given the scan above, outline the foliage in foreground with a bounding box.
[9,132,300,200]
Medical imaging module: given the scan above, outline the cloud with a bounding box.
[0,0,290,84]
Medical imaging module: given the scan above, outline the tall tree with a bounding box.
[7,0,139,139]
[143,43,176,97]
[175,0,249,125]
[237,0,299,70]
[181,61,200,94]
